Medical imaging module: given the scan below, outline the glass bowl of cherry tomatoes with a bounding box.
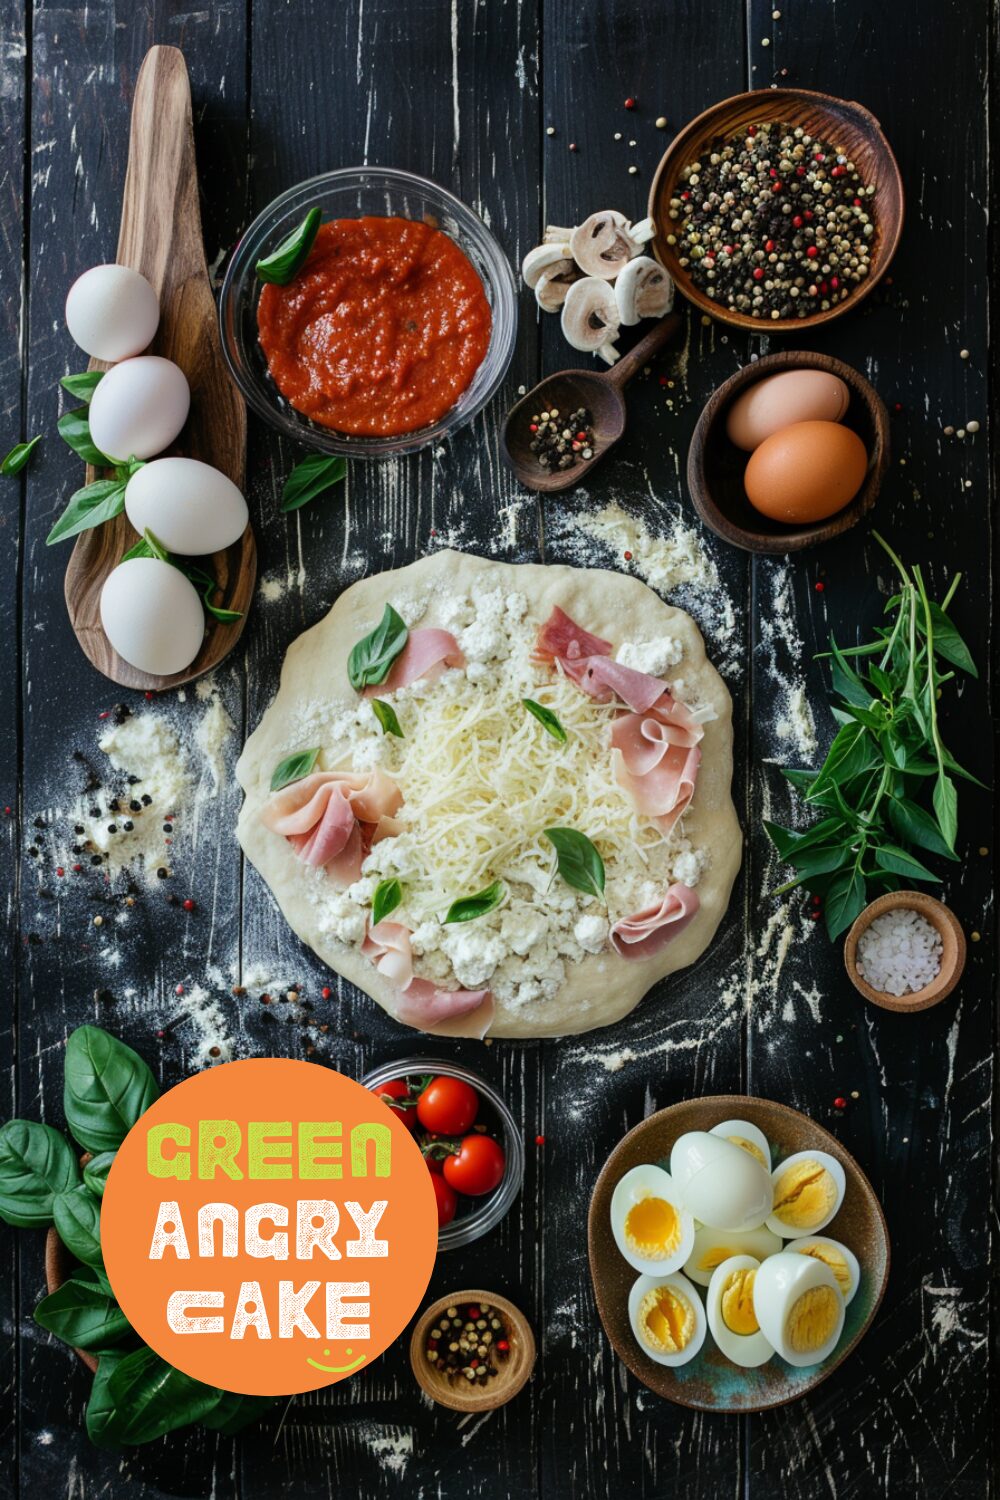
[361,1058,525,1251]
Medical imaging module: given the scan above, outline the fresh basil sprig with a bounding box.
[51,1183,105,1268]
[523,698,567,744]
[46,456,145,546]
[372,699,404,738]
[34,1264,130,1350]
[104,1348,226,1445]
[60,370,104,402]
[63,1025,159,1154]
[83,1150,116,1197]
[348,604,409,691]
[58,406,114,466]
[0,1119,81,1226]
[544,827,606,900]
[1,435,41,474]
[765,534,980,940]
[255,205,322,285]
[444,880,507,924]
[122,531,243,624]
[270,747,320,792]
[372,877,404,925]
[281,454,347,512]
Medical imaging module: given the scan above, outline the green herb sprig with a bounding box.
[764,534,981,940]
[544,827,606,900]
[120,530,243,625]
[270,746,320,792]
[46,399,144,545]
[348,604,409,690]
[255,206,322,285]
[1,435,41,474]
[281,454,347,512]
[522,698,567,743]
[444,881,507,924]
[372,877,404,925]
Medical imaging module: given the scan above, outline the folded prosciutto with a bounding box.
[533,605,613,665]
[362,920,494,1038]
[365,628,464,696]
[261,769,403,885]
[611,883,700,959]
[611,692,705,836]
[534,606,668,712]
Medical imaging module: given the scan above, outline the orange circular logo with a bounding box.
[101,1058,437,1395]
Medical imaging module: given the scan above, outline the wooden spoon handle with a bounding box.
[604,312,683,391]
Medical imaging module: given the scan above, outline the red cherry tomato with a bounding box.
[417,1075,479,1136]
[430,1171,458,1226]
[442,1134,506,1197]
[372,1078,417,1133]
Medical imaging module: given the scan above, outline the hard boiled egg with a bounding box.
[100,557,204,675]
[766,1151,846,1239]
[683,1223,782,1287]
[88,356,190,463]
[65,264,160,363]
[743,419,868,526]
[610,1163,695,1276]
[670,1131,773,1233]
[726,369,850,451]
[125,458,249,556]
[786,1237,860,1304]
[710,1118,771,1170]
[752,1250,845,1367]
[706,1255,774,1368]
[628,1271,706,1367]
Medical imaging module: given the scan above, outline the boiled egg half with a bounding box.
[767,1150,846,1239]
[683,1223,782,1287]
[628,1271,706,1367]
[710,1118,772,1170]
[706,1255,774,1368]
[670,1131,773,1233]
[786,1236,860,1304]
[752,1250,845,1367]
[610,1163,694,1276]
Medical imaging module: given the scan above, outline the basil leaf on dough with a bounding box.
[522,698,567,744]
[348,604,409,690]
[1,435,41,474]
[444,880,507,924]
[371,699,404,738]
[281,454,347,512]
[372,877,404,926]
[60,370,104,403]
[544,827,606,900]
[270,747,320,792]
[255,205,322,286]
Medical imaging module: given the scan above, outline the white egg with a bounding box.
[88,356,190,462]
[125,458,249,556]
[766,1150,847,1239]
[683,1223,782,1287]
[100,558,204,675]
[65,264,160,363]
[610,1163,695,1276]
[670,1131,773,1233]
[706,1255,774,1368]
[786,1237,860,1304]
[752,1250,845,1367]
[710,1118,772,1170]
[628,1271,707,1367]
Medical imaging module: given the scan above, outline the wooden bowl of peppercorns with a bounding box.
[410,1289,536,1412]
[648,88,904,332]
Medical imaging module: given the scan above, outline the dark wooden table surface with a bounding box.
[1,2,995,1496]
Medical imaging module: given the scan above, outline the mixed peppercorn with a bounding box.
[528,406,596,472]
[425,1301,510,1385]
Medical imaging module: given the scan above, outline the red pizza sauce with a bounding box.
[257,216,493,436]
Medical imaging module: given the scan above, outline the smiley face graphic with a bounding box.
[305,1346,367,1374]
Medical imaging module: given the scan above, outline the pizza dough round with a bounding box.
[236,550,741,1038]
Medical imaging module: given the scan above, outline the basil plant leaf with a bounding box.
[544,827,606,900]
[444,880,507,925]
[46,478,127,545]
[371,877,403,926]
[522,698,567,743]
[52,1183,104,1267]
[105,1346,225,1445]
[255,205,322,286]
[1,435,41,474]
[270,747,320,792]
[83,1150,117,1197]
[371,699,404,738]
[60,370,104,402]
[57,407,114,466]
[201,1392,276,1436]
[85,1348,130,1449]
[0,1119,81,1227]
[347,604,408,690]
[63,1025,160,1154]
[281,454,347,512]
[34,1265,130,1350]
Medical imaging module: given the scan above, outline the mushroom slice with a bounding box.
[544,224,576,244]
[615,257,675,325]
[569,211,635,280]
[597,337,621,365]
[535,259,581,311]
[627,216,656,247]
[561,276,622,352]
[522,242,573,288]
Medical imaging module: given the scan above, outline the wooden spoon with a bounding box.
[64,45,253,690]
[501,312,682,494]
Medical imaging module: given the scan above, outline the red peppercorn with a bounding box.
[497,1340,509,1352]
[144,690,154,701]
[806,245,819,258]
[796,165,806,177]
[853,197,863,207]
[834,1096,847,1109]
[55,867,64,877]
[156,1029,165,1039]
[175,983,184,995]
[72,864,82,873]
[832,165,845,177]
[753,267,765,281]
[680,190,690,201]
[830,276,839,289]
[182,898,195,912]
[535,1134,546,1146]
[321,986,332,999]
[765,239,775,252]
[771,181,783,193]
[624,97,636,110]
[623,550,633,561]
[769,168,778,178]
[810,911,822,921]
[575,431,587,441]
[529,423,538,433]
[814,152,825,162]
[747,124,757,135]
[814,581,825,592]
[568,142,578,152]
[804,210,814,220]
[812,895,822,905]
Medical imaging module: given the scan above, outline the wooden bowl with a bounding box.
[687,350,889,553]
[409,1289,535,1412]
[648,88,904,334]
[45,1226,99,1375]
[588,1095,890,1412]
[844,890,967,1012]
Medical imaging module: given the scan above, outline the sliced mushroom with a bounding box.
[597,337,621,365]
[561,276,622,353]
[569,211,635,279]
[521,242,573,288]
[535,258,581,311]
[615,257,675,325]
[627,216,656,247]
[544,224,576,244]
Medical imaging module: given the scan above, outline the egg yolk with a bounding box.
[639,1285,695,1354]
[772,1159,837,1229]
[727,1134,768,1167]
[786,1284,840,1354]
[720,1268,760,1336]
[625,1194,680,1260]
[798,1243,852,1296]
[697,1243,739,1273]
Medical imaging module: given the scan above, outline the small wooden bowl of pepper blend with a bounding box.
[410,1290,536,1412]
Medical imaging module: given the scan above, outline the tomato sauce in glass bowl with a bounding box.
[256,215,493,437]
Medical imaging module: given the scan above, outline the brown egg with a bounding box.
[726,370,851,451]
[744,420,869,525]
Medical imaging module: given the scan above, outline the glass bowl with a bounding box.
[360,1057,525,1251]
[218,166,518,458]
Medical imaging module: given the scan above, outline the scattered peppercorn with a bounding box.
[528,406,596,473]
[423,1302,510,1385]
[834,1096,847,1109]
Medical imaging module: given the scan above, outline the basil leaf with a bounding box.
[57,407,113,466]
[807,722,879,800]
[371,699,404,738]
[933,771,959,851]
[824,866,867,941]
[0,1119,81,1227]
[63,1025,159,1154]
[281,454,347,512]
[270,747,320,792]
[86,1348,130,1449]
[887,797,959,862]
[52,1183,104,1267]
[1,435,41,474]
[184,561,243,622]
[522,698,567,744]
[444,880,507,924]
[46,477,127,545]
[255,205,322,286]
[372,878,404,926]
[83,1150,117,1197]
[35,1266,129,1350]
[873,844,940,882]
[348,604,408,690]
[918,601,978,678]
[105,1347,225,1445]
[60,371,104,402]
[785,843,852,878]
[201,1391,276,1435]
[544,827,606,900]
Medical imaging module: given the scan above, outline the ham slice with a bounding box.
[365,628,464,695]
[533,605,612,664]
[261,769,403,883]
[534,607,667,712]
[362,920,493,1038]
[611,692,705,835]
[611,884,701,959]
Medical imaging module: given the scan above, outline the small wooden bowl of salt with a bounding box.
[844,890,967,1013]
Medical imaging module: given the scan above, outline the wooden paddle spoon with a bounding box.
[501,312,682,494]
[64,45,253,690]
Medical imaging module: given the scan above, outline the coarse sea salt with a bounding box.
[856,907,943,996]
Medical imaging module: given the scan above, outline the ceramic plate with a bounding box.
[588,1094,890,1412]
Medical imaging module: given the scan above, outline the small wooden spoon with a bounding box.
[64,45,253,690]
[501,312,682,494]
